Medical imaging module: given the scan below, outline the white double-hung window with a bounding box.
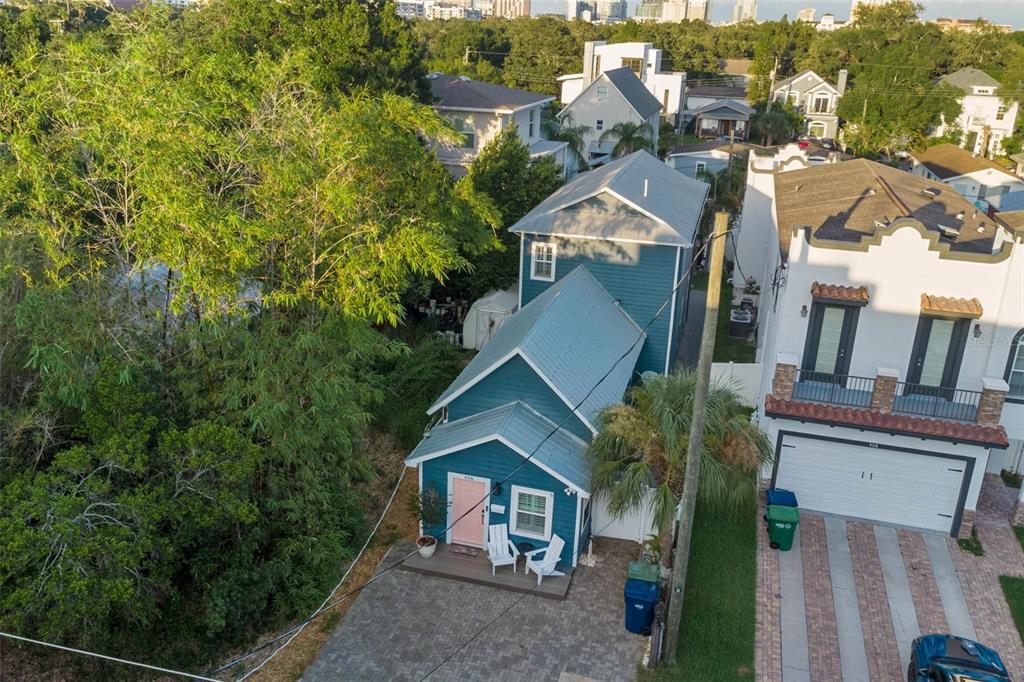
[510,485,553,540]
[531,241,556,281]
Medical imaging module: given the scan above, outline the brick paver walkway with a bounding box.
[759,475,1024,682]
[799,515,840,682]
[302,538,647,681]
[949,475,1024,681]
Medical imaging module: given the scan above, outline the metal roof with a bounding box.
[510,150,708,246]
[939,68,1001,93]
[405,401,591,494]
[601,67,663,119]
[428,266,644,430]
[428,73,553,112]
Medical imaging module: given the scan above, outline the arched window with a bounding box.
[1006,329,1024,402]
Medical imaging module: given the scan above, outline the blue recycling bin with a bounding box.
[624,578,659,635]
[765,488,798,508]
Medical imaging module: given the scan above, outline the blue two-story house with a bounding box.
[510,150,708,375]
[407,267,643,568]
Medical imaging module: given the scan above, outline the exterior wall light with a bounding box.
[800,304,808,318]
[973,323,982,339]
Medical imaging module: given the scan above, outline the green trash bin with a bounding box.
[628,560,660,583]
[766,504,799,551]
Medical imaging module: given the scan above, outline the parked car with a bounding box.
[818,138,836,150]
[908,634,1011,682]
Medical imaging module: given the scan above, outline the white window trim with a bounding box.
[510,485,554,541]
[695,161,707,174]
[530,241,556,282]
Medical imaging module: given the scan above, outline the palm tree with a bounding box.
[750,108,797,146]
[598,121,655,158]
[542,112,591,174]
[588,370,772,562]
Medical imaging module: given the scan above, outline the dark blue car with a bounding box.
[908,634,1011,681]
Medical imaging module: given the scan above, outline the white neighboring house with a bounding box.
[772,69,847,140]
[558,41,686,124]
[910,143,1024,211]
[934,68,1020,157]
[738,155,1022,540]
[559,67,662,166]
[816,13,847,30]
[428,73,568,178]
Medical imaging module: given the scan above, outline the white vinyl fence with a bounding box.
[710,361,762,406]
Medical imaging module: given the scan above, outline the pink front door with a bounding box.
[449,476,487,547]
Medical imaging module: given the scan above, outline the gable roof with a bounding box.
[584,67,663,119]
[939,68,1001,93]
[692,99,755,118]
[910,143,1018,181]
[429,73,553,112]
[428,266,644,431]
[773,70,839,95]
[773,158,999,257]
[510,150,708,246]
[719,59,752,76]
[405,401,591,495]
[686,85,748,100]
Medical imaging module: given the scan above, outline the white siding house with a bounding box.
[934,68,1020,157]
[910,143,1024,211]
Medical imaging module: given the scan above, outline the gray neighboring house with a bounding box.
[664,139,751,178]
[692,99,754,140]
[428,73,569,177]
[772,69,846,140]
[559,67,662,167]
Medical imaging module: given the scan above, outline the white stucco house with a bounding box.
[772,69,847,140]
[910,143,1024,210]
[428,73,569,178]
[735,150,1022,540]
[558,41,686,124]
[934,68,1020,157]
[559,67,662,166]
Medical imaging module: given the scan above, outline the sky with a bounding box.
[532,0,1024,29]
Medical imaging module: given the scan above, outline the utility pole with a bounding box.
[663,211,729,664]
[765,56,780,112]
[463,45,471,65]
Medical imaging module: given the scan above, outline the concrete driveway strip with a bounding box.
[825,517,870,682]
[923,532,977,641]
[874,525,921,672]
[779,527,810,682]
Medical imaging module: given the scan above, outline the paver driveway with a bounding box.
[757,475,1024,682]
[303,538,647,681]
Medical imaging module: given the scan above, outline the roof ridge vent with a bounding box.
[643,178,648,197]
[921,187,940,198]
[939,224,960,239]
[956,210,965,220]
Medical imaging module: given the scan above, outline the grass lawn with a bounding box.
[1015,525,1024,553]
[1000,576,1024,646]
[686,270,755,363]
[643,497,756,681]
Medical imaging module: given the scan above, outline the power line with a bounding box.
[222,229,726,680]
[0,632,219,682]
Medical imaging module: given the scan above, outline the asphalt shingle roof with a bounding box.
[429,73,553,112]
[939,67,1001,93]
[911,143,1017,181]
[602,67,663,119]
[773,158,998,256]
[510,150,708,246]
[428,266,644,430]
[405,401,591,494]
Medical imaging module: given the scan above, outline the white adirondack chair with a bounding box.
[486,524,519,575]
[524,535,566,585]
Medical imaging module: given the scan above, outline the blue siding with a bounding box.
[521,235,678,375]
[447,355,592,441]
[421,442,583,567]
[668,246,692,370]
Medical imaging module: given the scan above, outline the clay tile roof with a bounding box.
[764,396,1009,448]
[920,294,983,318]
[811,282,869,303]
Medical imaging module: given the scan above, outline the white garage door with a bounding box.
[775,435,965,533]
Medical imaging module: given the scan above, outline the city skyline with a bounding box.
[531,0,1024,28]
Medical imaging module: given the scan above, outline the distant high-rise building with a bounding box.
[933,17,1013,33]
[685,0,709,21]
[796,7,815,22]
[594,0,627,20]
[731,0,756,23]
[635,0,663,20]
[493,0,530,17]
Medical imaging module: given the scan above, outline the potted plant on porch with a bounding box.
[409,485,446,558]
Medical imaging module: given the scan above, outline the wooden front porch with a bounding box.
[399,541,574,600]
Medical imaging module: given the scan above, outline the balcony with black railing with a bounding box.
[892,382,981,422]
[792,370,875,409]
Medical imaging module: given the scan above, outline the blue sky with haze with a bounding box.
[534,0,1024,29]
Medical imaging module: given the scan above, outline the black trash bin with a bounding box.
[624,578,659,635]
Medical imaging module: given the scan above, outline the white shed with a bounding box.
[462,289,518,350]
